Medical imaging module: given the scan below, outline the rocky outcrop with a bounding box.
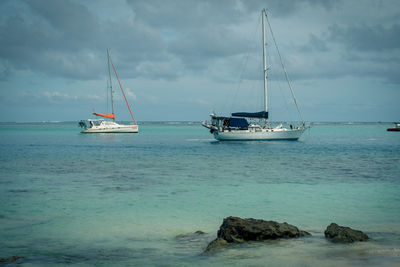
[217,216,310,243]
[324,223,369,243]
[204,216,310,252]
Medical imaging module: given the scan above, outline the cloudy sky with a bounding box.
[0,0,399,122]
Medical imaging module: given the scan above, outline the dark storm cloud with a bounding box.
[0,0,398,84]
[241,0,340,16]
[168,26,248,71]
[0,0,102,79]
[25,0,100,46]
[0,0,399,122]
[324,23,400,83]
[0,0,249,81]
[299,34,329,52]
[329,23,400,51]
[0,7,105,80]
[0,0,166,80]
[127,0,341,71]
[126,0,249,72]
[126,0,244,29]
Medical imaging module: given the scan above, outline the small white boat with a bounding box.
[79,49,138,133]
[202,9,307,141]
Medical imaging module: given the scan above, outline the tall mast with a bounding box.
[107,48,115,121]
[262,9,268,117]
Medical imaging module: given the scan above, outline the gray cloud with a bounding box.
[168,26,249,71]
[0,0,398,85]
[324,23,400,83]
[329,23,400,51]
[241,0,341,16]
[0,0,168,80]
[0,0,102,79]
[298,34,329,52]
[0,0,399,122]
[24,0,100,46]
[127,0,245,29]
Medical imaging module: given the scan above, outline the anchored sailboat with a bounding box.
[79,49,138,133]
[202,9,306,141]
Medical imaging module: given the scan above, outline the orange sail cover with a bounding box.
[93,112,115,119]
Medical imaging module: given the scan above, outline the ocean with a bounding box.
[0,122,399,266]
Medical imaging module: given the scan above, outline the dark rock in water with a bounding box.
[217,216,310,243]
[204,238,228,252]
[203,217,310,253]
[0,256,21,262]
[324,223,369,243]
[300,230,311,236]
[176,230,206,240]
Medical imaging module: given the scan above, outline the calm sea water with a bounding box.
[0,122,399,266]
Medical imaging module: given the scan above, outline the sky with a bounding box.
[0,0,399,122]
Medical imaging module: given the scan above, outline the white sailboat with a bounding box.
[202,9,307,141]
[79,49,138,133]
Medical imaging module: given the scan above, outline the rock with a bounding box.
[217,216,310,243]
[176,230,206,240]
[203,217,311,252]
[324,223,369,243]
[204,238,228,252]
[0,256,21,262]
[300,230,311,236]
[176,230,211,253]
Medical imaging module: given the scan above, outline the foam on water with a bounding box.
[0,122,399,266]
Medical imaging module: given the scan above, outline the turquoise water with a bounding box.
[0,122,399,266]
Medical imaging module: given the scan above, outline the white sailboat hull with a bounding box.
[81,121,138,133]
[81,126,138,133]
[213,128,305,141]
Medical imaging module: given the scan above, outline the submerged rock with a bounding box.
[0,256,21,262]
[217,216,310,243]
[176,230,205,239]
[204,216,310,252]
[324,223,369,243]
[204,238,228,252]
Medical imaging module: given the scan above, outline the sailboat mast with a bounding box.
[107,48,115,121]
[262,9,268,118]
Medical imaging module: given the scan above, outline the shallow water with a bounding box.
[0,122,399,266]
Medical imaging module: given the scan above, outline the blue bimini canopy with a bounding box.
[232,111,268,119]
[228,117,249,128]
